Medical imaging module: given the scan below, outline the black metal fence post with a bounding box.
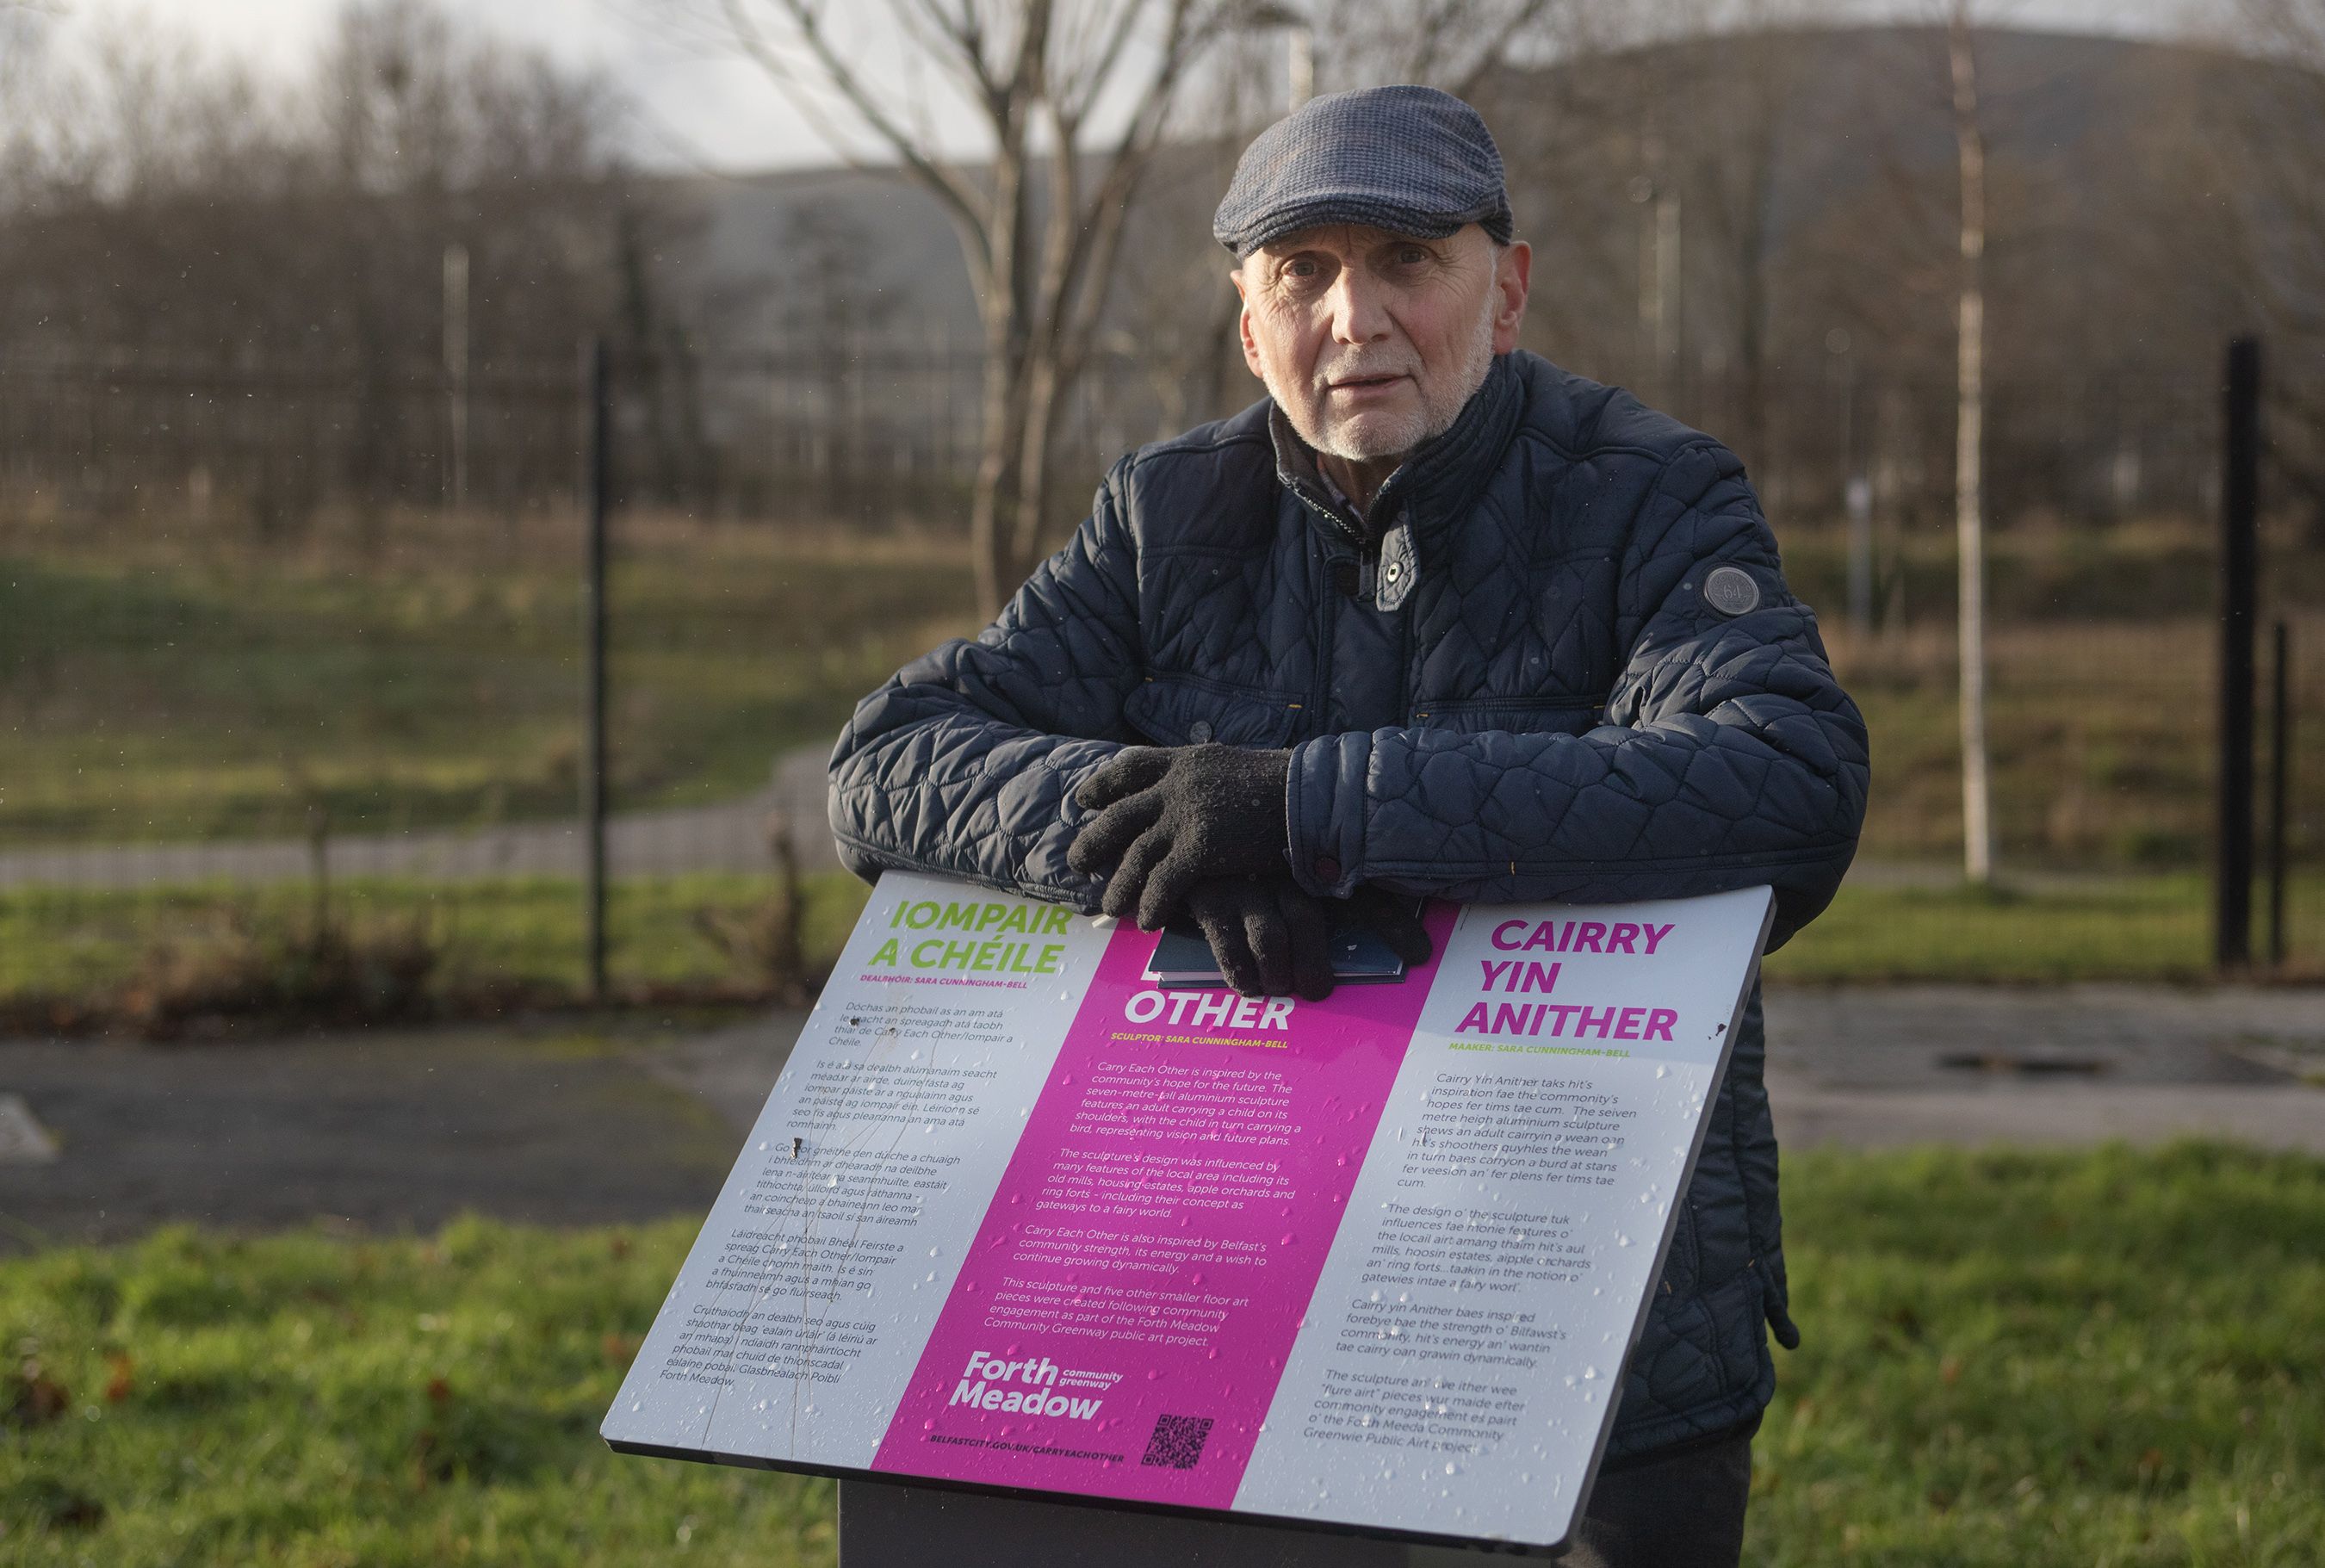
[2269,618,2292,970]
[2216,337,2260,972]
[581,337,611,1000]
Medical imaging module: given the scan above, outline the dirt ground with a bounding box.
[1,983,2319,1250]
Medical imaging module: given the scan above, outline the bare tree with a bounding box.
[670,0,1580,610]
[0,0,634,524]
[1947,1,1993,884]
[1302,0,1565,93]
[1797,10,2005,866]
[0,1,55,80]
[2221,0,2325,545]
[661,0,1260,612]
[0,2,59,196]
[1678,4,1832,468]
[779,201,903,499]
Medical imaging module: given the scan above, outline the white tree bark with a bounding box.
[1949,3,1994,883]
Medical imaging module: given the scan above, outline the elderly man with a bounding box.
[830,86,1867,1568]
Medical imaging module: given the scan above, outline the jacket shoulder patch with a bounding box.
[1702,565,1761,617]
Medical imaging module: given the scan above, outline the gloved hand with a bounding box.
[1067,744,1292,929]
[1342,885,1435,970]
[1182,877,1335,1000]
[1180,882,1435,1000]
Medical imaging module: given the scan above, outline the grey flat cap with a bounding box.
[1213,84,1513,257]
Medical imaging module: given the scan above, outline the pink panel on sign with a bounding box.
[871,905,1456,1508]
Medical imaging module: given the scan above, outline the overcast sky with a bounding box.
[44,0,2205,174]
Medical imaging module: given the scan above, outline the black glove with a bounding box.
[1067,744,1292,929]
[1342,886,1435,970]
[1182,878,1335,1001]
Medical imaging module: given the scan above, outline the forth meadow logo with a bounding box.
[950,1351,1105,1420]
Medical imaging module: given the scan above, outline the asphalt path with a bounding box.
[0,984,2318,1250]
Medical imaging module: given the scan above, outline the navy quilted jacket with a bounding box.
[828,350,1869,1460]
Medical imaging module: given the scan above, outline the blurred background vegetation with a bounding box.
[0,0,2319,1013]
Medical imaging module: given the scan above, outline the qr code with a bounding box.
[1141,1413,1214,1469]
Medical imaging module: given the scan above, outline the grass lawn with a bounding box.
[1757,1143,2323,1565]
[0,519,979,847]
[0,1218,834,1566]
[2,870,2320,1020]
[1780,523,2325,873]
[4,511,2319,883]
[0,1144,2315,1565]
[0,873,878,1007]
[1762,873,2325,983]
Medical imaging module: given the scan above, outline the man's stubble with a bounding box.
[1264,276,1501,467]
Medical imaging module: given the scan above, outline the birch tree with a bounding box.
[1947,0,1993,884]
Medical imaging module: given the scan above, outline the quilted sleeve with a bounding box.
[827,469,1145,908]
[1283,442,1869,945]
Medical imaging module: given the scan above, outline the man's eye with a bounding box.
[1277,259,1328,294]
[1395,248,1429,266]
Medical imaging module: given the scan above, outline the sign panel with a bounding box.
[604,871,1773,1553]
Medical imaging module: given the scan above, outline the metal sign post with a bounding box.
[838,1480,1405,1568]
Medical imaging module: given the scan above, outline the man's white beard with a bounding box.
[1268,283,1501,464]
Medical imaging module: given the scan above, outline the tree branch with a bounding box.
[1452,0,1558,98]
[724,0,995,287]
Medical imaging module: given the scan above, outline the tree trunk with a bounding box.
[970,335,1029,618]
[1009,339,1068,586]
[1950,9,1994,885]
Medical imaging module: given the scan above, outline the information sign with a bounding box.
[604,871,1773,1553]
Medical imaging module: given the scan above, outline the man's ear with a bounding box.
[1231,265,1266,381]
[1491,240,1532,355]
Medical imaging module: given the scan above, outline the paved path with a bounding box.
[0,1026,748,1247]
[1758,982,2322,1087]
[1760,982,2325,1154]
[2,983,2318,1250]
[0,751,844,892]
[1765,1079,2325,1150]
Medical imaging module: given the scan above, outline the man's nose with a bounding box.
[1324,268,1391,344]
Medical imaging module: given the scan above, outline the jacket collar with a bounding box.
[1268,351,1527,550]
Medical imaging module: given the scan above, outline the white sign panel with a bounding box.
[605,872,1773,1554]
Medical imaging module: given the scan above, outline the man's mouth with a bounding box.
[1325,372,1410,394]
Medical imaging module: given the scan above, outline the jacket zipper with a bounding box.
[1393,584,1411,718]
[1287,481,1358,733]
[1304,509,1342,734]
[1289,478,1366,551]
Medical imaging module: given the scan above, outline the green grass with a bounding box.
[0,1218,834,1565]
[5,512,2321,881]
[1739,522,2325,871]
[3,870,2318,1020]
[0,872,876,1008]
[0,1146,2316,1564]
[1815,616,2325,871]
[0,522,978,847]
[1765,874,2325,983]
[1757,1143,2324,1565]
